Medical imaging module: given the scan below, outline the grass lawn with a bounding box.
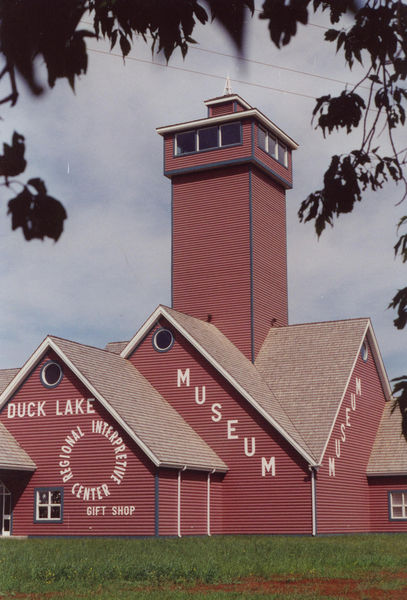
[1,534,407,599]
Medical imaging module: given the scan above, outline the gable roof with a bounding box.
[255,318,391,463]
[122,305,317,464]
[0,422,36,471]
[0,336,227,473]
[123,307,392,467]
[367,401,407,475]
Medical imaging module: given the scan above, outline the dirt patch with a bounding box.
[185,571,407,598]
[6,572,407,599]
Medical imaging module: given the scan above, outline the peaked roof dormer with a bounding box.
[0,335,227,473]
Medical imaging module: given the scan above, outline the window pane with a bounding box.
[39,506,48,519]
[51,490,62,504]
[392,492,403,505]
[220,123,241,146]
[51,506,61,519]
[198,126,218,150]
[278,142,287,165]
[258,128,267,151]
[268,135,277,157]
[176,131,195,155]
[393,506,403,518]
[38,491,48,505]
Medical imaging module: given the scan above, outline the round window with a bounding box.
[361,341,368,362]
[152,328,174,353]
[41,361,63,388]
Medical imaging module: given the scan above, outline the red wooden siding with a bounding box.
[209,101,236,117]
[181,471,207,536]
[164,121,252,174]
[131,319,313,535]
[209,472,224,534]
[0,351,156,536]
[251,167,288,356]
[158,468,178,536]
[369,476,407,532]
[316,340,386,533]
[172,165,253,359]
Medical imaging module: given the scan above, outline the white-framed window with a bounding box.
[35,488,63,523]
[40,361,63,388]
[175,122,241,155]
[258,126,288,167]
[389,491,407,520]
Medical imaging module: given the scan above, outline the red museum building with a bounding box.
[0,93,405,537]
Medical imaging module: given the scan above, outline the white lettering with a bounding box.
[341,423,346,443]
[346,407,351,427]
[195,386,206,405]
[86,398,95,414]
[86,505,106,516]
[351,393,356,411]
[75,398,84,414]
[56,400,63,416]
[177,368,190,387]
[227,419,239,440]
[211,403,222,422]
[329,456,335,476]
[261,456,275,477]
[244,437,256,457]
[27,402,36,417]
[335,438,341,458]
[356,377,362,396]
[7,404,15,418]
[112,505,136,517]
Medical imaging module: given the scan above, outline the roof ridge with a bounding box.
[286,317,370,328]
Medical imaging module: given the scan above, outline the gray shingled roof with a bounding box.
[49,336,227,472]
[0,368,20,394]
[367,401,407,475]
[0,422,36,471]
[255,318,370,462]
[161,307,316,461]
[105,341,129,355]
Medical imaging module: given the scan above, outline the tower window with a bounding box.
[176,130,196,155]
[152,328,174,352]
[220,122,241,146]
[198,126,218,150]
[258,126,288,167]
[175,122,242,155]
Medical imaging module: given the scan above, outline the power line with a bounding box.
[80,20,362,91]
[88,46,317,101]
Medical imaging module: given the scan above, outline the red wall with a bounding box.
[131,318,313,535]
[252,168,288,355]
[172,165,253,359]
[316,339,386,533]
[0,350,156,536]
[369,476,407,532]
[171,164,289,361]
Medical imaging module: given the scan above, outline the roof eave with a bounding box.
[156,109,298,150]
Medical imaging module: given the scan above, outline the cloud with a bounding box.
[0,5,405,383]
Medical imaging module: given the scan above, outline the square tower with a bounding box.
[157,94,298,361]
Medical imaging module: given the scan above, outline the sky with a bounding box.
[0,3,406,382]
